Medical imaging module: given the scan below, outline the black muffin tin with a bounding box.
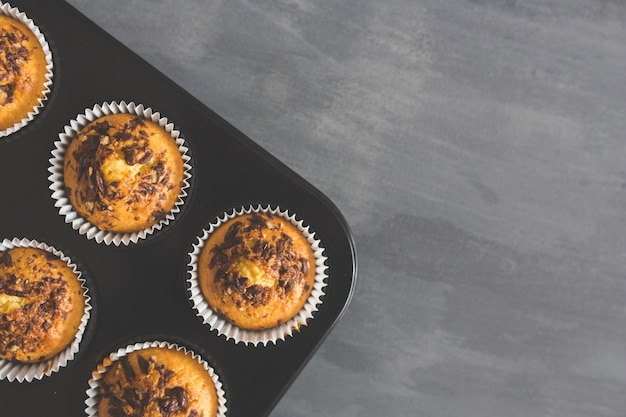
[0,1,357,416]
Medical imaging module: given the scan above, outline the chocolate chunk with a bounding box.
[0,251,12,267]
[0,83,15,104]
[209,247,228,269]
[73,136,100,180]
[245,214,267,231]
[107,405,126,417]
[138,149,153,164]
[137,355,150,374]
[159,397,177,414]
[276,238,286,255]
[159,387,190,415]
[128,116,146,129]
[92,121,111,135]
[139,182,155,194]
[224,221,242,244]
[94,168,106,195]
[4,288,27,297]
[156,363,175,385]
[122,388,141,407]
[300,258,309,275]
[170,386,189,410]
[122,144,140,165]
[120,356,135,379]
[151,209,166,221]
[214,269,227,282]
[142,388,156,406]
[234,276,248,292]
[246,285,266,303]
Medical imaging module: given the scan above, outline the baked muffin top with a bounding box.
[98,347,218,417]
[0,247,85,363]
[63,113,184,233]
[199,212,316,330]
[0,14,48,130]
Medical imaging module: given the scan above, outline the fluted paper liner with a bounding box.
[0,238,92,382]
[0,2,53,137]
[48,101,192,246]
[187,205,328,346]
[85,341,227,417]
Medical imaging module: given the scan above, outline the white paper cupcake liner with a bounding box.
[187,205,328,346]
[48,101,192,246]
[0,237,92,382]
[0,2,54,137]
[85,340,227,417]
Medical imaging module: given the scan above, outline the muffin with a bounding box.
[63,113,185,233]
[97,346,220,417]
[0,247,86,363]
[0,13,49,131]
[197,211,317,331]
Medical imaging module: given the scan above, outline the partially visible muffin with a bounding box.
[98,347,218,417]
[0,247,85,363]
[0,14,48,131]
[63,113,184,233]
[198,212,316,330]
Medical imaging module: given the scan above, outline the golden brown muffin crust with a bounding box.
[98,347,217,417]
[0,15,47,130]
[199,212,316,330]
[63,113,184,233]
[0,247,85,363]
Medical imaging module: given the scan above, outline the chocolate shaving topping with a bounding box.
[0,24,30,105]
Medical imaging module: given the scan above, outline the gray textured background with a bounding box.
[65,1,626,416]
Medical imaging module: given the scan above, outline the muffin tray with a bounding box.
[0,1,357,416]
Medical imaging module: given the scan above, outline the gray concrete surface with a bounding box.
[65,1,626,416]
